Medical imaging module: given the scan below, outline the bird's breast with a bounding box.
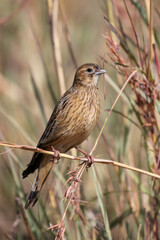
[47,87,100,153]
[63,88,100,149]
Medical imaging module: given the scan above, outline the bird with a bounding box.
[23,63,106,209]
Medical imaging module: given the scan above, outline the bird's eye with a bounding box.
[86,68,92,73]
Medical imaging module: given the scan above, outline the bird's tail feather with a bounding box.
[25,156,55,209]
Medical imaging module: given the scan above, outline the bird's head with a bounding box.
[73,63,106,87]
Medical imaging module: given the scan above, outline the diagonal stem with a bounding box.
[90,69,138,156]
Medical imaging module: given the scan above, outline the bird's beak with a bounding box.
[95,69,106,75]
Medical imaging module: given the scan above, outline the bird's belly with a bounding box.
[55,131,90,153]
[54,105,99,152]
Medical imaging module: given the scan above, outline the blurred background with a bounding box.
[0,0,160,239]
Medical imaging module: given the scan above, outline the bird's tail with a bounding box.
[25,156,55,209]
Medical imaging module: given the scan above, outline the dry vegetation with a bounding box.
[0,0,160,239]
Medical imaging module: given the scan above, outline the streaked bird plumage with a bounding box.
[23,63,106,209]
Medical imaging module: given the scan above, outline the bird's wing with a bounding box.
[22,89,73,178]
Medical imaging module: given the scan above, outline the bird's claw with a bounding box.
[75,147,94,167]
[50,146,61,163]
[86,154,94,168]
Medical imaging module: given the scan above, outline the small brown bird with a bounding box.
[23,63,106,209]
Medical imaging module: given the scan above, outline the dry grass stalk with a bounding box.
[1,141,160,179]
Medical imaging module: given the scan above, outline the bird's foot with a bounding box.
[75,147,94,167]
[50,146,61,163]
[86,154,94,168]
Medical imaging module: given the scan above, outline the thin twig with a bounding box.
[0,141,160,180]
[52,0,66,95]
[48,163,87,239]
[105,109,141,129]
[90,69,138,155]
